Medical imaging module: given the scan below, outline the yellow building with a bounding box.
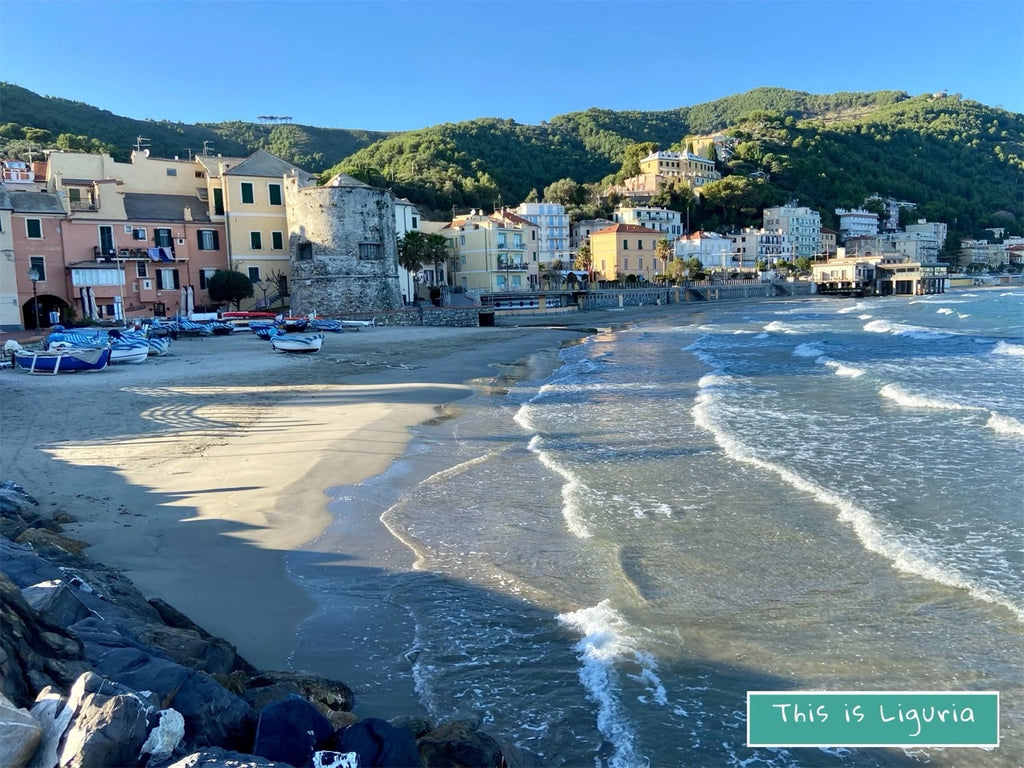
[442,208,540,296]
[589,223,665,282]
[218,149,314,296]
[638,150,720,188]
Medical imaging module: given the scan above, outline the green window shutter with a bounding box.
[241,183,254,204]
[269,184,282,206]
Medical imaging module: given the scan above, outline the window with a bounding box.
[197,230,220,250]
[240,182,254,204]
[277,276,288,296]
[358,243,383,260]
[411,216,418,228]
[154,228,172,247]
[622,239,628,250]
[638,240,644,250]
[136,261,148,278]
[247,266,260,283]
[297,242,312,261]
[637,258,643,270]
[156,268,180,290]
[623,258,629,270]
[271,231,284,250]
[213,187,224,216]
[26,218,42,238]
[166,168,177,176]
[497,235,507,249]
[68,188,82,203]
[132,228,147,241]
[198,268,216,290]
[250,231,262,250]
[195,171,206,179]
[29,256,46,281]
[268,183,282,206]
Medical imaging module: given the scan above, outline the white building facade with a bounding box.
[612,205,683,237]
[763,201,822,260]
[515,202,570,269]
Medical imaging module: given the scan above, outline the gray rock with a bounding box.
[416,720,504,767]
[21,581,92,627]
[28,688,73,768]
[0,572,88,708]
[0,539,64,589]
[59,688,151,768]
[0,691,43,768]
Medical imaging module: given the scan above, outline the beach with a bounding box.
[0,309,669,673]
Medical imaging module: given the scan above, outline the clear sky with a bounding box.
[1,0,1021,132]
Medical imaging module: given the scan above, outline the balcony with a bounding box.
[496,259,529,271]
[70,200,98,211]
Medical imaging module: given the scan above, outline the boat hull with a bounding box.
[14,347,111,373]
[270,332,324,353]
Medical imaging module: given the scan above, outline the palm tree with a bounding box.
[573,243,593,281]
[655,238,674,278]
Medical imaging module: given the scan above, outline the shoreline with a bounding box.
[0,299,765,707]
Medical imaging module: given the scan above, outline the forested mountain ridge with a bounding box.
[0,82,393,170]
[2,82,1021,239]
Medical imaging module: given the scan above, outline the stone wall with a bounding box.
[338,307,485,328]
[285,177,402,317]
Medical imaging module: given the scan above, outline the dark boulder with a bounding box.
[416,720,505,768]
[0,571,88,708]
[168,746,294,767]
[252,694,334,767]
[244,671,355,730]
[332,717,423,768]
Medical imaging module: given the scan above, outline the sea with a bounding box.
[289,287,1023,768]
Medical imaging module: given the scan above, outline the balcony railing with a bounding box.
[496,261,529,271]
[70,200,98,211]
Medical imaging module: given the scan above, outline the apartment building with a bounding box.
[571,218,615,249]
[763,202,822,260]
[589,223,666,282]
[442,208,540,295]
[676,231,735,269]
[612,205,683,237]
[835,208,879,239]
[729,227,791,268]
[638,150,720,188]
[514,202,570,269]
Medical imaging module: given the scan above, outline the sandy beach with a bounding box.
[0,308,686,677]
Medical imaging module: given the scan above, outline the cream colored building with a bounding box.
[638,150,720,188]
[442,208,540,296]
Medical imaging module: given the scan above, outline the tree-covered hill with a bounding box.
[0,82,391,171]
[2,82,1021,240]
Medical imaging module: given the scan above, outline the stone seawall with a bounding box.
[333,307,485,328]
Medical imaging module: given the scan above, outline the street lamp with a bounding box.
[27,267,41,330]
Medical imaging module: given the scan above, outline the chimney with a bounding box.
[183,206,193,222]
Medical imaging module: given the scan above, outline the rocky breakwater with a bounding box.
[0,482,512,768]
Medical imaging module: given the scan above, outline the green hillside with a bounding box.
[0,82,391,170]
[2,82,1021,241]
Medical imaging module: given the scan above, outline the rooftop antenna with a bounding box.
[202,140,215,155]
[134,136,151,152]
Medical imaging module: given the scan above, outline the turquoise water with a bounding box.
[292,288,1023,767]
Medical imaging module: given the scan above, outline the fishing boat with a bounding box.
[270,332,324,353]
[13,346,112,374]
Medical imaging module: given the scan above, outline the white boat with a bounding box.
[12,346,112,374]
[270,332,324,353]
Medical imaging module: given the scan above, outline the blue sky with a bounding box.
[1,1,1021,132]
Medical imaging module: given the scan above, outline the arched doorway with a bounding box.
[21,294,71,330]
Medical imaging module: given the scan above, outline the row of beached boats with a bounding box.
[3,311,371,372]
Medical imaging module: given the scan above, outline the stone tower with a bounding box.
[285,173,402,316]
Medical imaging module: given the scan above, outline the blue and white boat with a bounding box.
[270,332,324,353]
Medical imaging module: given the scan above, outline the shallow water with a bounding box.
[291,289,1023,767]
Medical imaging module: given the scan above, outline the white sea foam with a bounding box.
[836,302,866,315]
[879,383,982,412]
[692,383,1024,622]
[556,600,652,768]
[992,341,1024,357]
[937,308,954,315]
[858,314,873,320]
[822,359,865,378]
[793,343,824,358]
[863,319,952,339]
[987,412,1024,437]
[528,435,591,539]
[763,320,803,334]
